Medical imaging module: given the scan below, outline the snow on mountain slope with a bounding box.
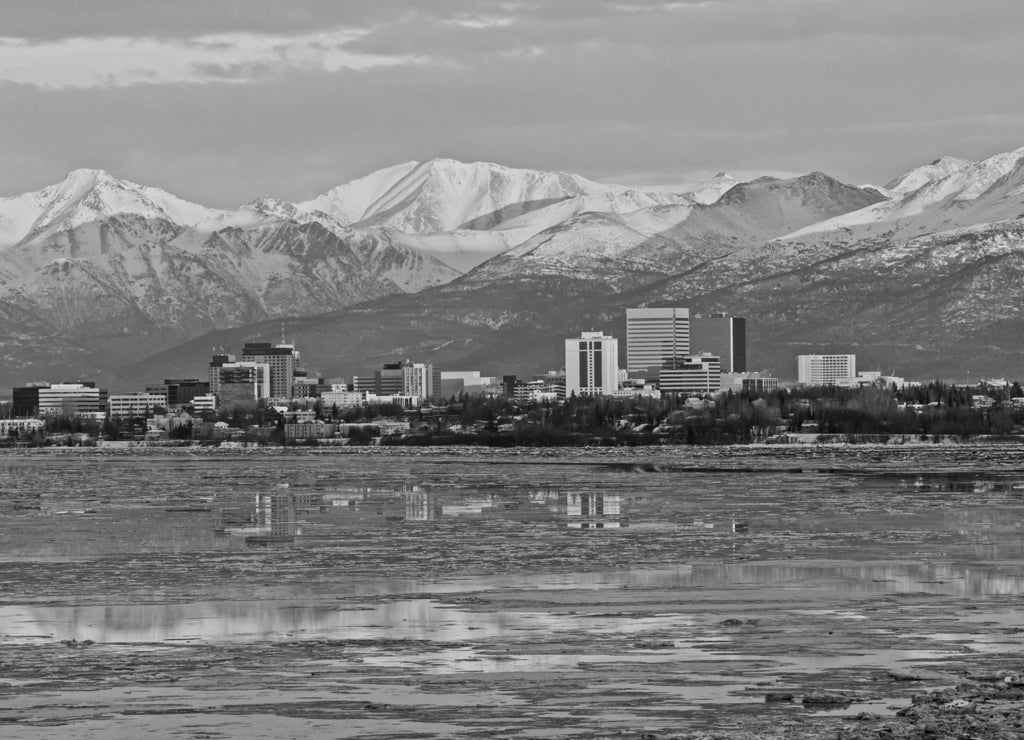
[387,229,519,273]
[882,155,973,196]
[461,172,885,289]
[0,210,461,342]
[296,161,419,224]
[671,172,742,205]
[785,148,1024,240]
[459,211,674,291]
[346,158,691,233]
[0,169,220,247]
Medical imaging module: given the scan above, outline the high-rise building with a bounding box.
[217,362,272,408]
[659,354,721,394]
[208,354,236,396]
[691,314,747,373]
[565,331,620,396]
[626,307,690,374]
[241,342,296,399]
[402,362,442,402]
[797,354,856,385]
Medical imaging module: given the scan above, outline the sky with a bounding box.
[1,0,1023,207]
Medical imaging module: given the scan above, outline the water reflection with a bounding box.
[566,493,625,529]
[405,491,443,521]
[217,490,298,546]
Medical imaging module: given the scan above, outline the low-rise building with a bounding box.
[285,422,337,440]
[13,382,108,417]
[191,394,217,412]
[0,418,45,437]
[659,354,721,394]
[108,392,168,418]
[797,354,856,385]
[321,390,366,408]
[720,372,780,394]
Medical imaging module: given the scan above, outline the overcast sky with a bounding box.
[1,0,1022,207]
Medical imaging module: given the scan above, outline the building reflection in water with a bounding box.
[405,490,443,521]
[217,488,298,546]
[566,492,626,529]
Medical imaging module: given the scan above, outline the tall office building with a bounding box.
[626,307,690,374]
[797,354,856,385]
[565,331,620,397]
[691,314,747,373]
[402,362,442,402]
[208,353,236,396]
[215,362,272,408]
[241,342,297,399]
[240,341,299,399]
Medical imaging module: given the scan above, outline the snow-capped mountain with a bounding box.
[0,168,219,247]
[463,172,885,288]
[315,158,692,233]
[882,155,973,196]
[785,147,1024,241]
[5,147,1024,387]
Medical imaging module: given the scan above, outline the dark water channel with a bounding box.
[1,446,1023,738]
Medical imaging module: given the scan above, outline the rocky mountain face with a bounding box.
[4,149,1024,389]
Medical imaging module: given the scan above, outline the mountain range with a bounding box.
[2,147,1023,390]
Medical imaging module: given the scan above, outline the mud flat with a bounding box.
[1,446,1023,738]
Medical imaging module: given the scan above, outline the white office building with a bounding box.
[797,354,857,385]
[108,392,168,418]
[565,331,620,396]
[36,383,105,416]
[626,307,690,374]
[402,362,441,402]
[321,390,366,408]
[659,353,721,394]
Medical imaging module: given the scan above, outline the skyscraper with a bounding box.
[241,342,296,399]
[402,361,442,402]
[625,307,690,374]
[690,314,747,373]
[565,331,619,396]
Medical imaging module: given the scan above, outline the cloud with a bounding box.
[0,29,427,89]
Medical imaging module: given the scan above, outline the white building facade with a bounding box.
[797,354,857,385]
[108,392,168,418]
[659,353,721,394]
[565,331,620,397]
[37,383,105,416]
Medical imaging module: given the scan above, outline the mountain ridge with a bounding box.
[2,148,1023,387]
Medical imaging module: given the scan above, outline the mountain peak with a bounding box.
[64,167,109,183]
[930,155,971,167]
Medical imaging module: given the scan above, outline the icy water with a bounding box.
[2,446,1024,738]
